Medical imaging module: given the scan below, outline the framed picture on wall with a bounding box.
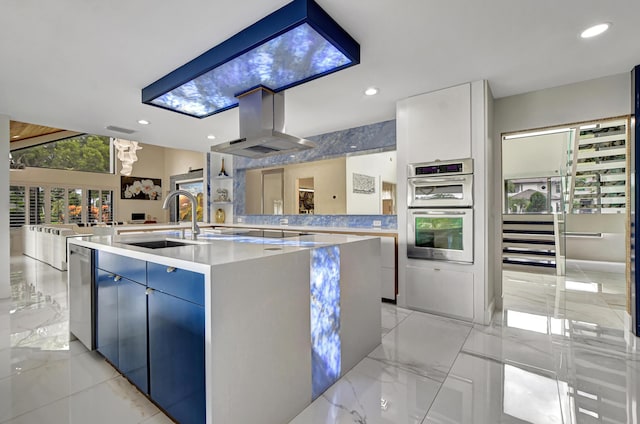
[121,176,162,200]
[353,173,375,194]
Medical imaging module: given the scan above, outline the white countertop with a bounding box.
[68,231,372,273]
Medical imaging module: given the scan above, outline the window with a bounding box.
[504,177,562,214]
[50,187,66,224]
[68,189,83,224]
[9,185,26,228]
[176,180,204,222]
[503,118,628,215]
[9,185,112,225]
[170,169,208,223]
[88,189,114,223]
[570,120,627,214]
[29,187,45,224]
[11,134,114,174]
[100,191,113,222]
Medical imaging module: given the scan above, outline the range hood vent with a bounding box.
[211,87,315,158]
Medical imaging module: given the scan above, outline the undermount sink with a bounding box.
[124,240,193,249]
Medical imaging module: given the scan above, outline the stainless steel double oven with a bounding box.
[407,158,474,263]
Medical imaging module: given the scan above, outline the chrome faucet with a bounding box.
[162,190,200,240]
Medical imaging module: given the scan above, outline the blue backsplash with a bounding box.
[233,119,396,169]
[227,119,397,230]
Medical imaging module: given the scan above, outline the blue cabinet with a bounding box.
[148,266,205,424]
[96,251,146,283]
[147,262,204,305]
[95,252,148,394]
[94,252,205,422]
[96,269,119,365]
[118,277,148,393]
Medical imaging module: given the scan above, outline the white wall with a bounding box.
[502,132,571,179]
[117,143,166,222]
[283,158,346,215]
[163,148,205,179]
[346,150,396,214]
[0,115,9,299]
[245,168,263,214]
[494,73,631,135]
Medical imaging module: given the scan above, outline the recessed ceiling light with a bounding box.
[364,87,378,96]
[207,134,216,140]
[580,23,610,39]
[137,119,150,125]
[12,135,19,139]
[350,145,357,149]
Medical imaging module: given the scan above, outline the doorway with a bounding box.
[297,177,314,214]
[262,168,284,215]
[501,117,629,330]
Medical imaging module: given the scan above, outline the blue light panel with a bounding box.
[142,0,360,118]
[310,245,341,399]
[151,23,350,117]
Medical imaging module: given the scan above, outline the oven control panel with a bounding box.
[408,158,473,178]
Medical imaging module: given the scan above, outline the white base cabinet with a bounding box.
[405,265,474,321]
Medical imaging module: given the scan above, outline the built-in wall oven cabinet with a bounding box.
[407,208,473,263]
[407,158,474,263]
[407,158,473,208]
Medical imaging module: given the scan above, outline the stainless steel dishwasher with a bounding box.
[68,243,95,350]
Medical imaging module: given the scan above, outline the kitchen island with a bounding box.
[67,231,381,424]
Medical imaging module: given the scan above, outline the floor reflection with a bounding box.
[1,255,165,423]
[2,254,637,424]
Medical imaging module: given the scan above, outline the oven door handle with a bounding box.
[409,176,468,184]
[411,210,468,215]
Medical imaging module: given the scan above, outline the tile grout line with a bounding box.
[0,374,122,424]
[417,323,474,424]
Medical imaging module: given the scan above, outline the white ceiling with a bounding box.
[1,0,639,152]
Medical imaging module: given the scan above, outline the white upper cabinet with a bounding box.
[397,83,472,162]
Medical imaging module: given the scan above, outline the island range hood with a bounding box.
[210,87,316,158]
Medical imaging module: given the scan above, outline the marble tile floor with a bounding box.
[1,256,172,424]
[2,255,639,423]
[292,263,639,424]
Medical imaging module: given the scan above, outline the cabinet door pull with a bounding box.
[166,266,177,273]
[433,268,441,271]
[145,288,154,296]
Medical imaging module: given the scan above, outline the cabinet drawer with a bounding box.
[96,251,146,284]
[405,265,474,320]
[147,262,204,306]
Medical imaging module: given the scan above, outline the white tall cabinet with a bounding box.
[398,82,472,161]
[396,81,497,325]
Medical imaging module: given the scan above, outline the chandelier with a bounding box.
[113,139,142,176]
